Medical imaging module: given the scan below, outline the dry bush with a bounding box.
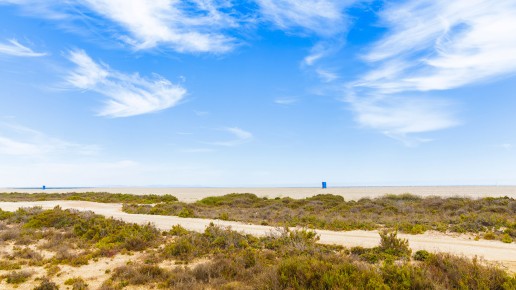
[33,278,59,290]
[3,270,33,284]
[12,247,44,261]
[0,227,21,241]
[64,276,89,289]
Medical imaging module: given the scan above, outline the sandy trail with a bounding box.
[1,200,515,273]
[3,186,516,202]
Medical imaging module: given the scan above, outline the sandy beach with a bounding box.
[0,200,514,273]
[2,185,516,202]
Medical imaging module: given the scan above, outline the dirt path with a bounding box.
[1,200,515,273]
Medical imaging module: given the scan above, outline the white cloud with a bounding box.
[256,0,355,36]
[66,49,186,117]
[0,39,46,57]
[347,94,459,146]
[315,68,338,82]
[274,97,297,105]
[359,0,516,93]
[0,122,99,157]
[210,127,253,147]
[302,40,344,66]
[81,0,239,53]
[345,0,516,144]
[1,0,241,53]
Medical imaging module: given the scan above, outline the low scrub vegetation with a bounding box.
[103,225,515,289]
[0,207,514,289]
[0,191,177,204]
[122,193,516,241]
[0,206,162,267]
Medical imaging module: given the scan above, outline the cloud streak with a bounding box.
[0,39,46,57]
[80,0,239,53]
[274,97,297,105]
[2,0,241,53]
[358,0,516,93]
[66,49,186,117]
[210,127,253,147]
[256,0,355,36]
[345,0,516,144]
[347,94,459,146]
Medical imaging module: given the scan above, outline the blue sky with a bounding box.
[0,0,515,187]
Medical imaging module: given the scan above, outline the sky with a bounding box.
[0,0,515,187]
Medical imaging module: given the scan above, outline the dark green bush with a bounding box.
[414,250,431,261]
[379,231,412,259]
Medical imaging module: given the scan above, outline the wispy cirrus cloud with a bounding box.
[0,39,46,57]
[274,97,297,105]
[0,122,99,156]
[209,127,253,147]
[358,0,516,93]
[345,0,516,145]
[1,0,242,53]
[66,49,186,118]
[347,94,459,146]
[257,0,355,68]
[256,0,355,36]
[315,68,338,82]
[80,0,240,53]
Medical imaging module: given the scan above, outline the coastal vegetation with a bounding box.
[1,192,515,242]
[0,207,514,289]
[0,192,177,204]
[122,193,516,242]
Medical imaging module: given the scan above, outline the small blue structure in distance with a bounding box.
[42,185,46,190]
[322,182,327,189]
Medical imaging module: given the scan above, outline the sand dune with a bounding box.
[0,200,514,273]
[2,186,516,202]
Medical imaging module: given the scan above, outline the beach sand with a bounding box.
[2,186,516,202]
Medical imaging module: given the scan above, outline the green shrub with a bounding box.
[484,231,496,240]
[169,224,189,236]
[0,209,14,220]
[414,250,431,261]
[501,234,513,243]
[163,237,194,258]
[178,207,195,218]
[219,212,230,221]
[379,231,412,259]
